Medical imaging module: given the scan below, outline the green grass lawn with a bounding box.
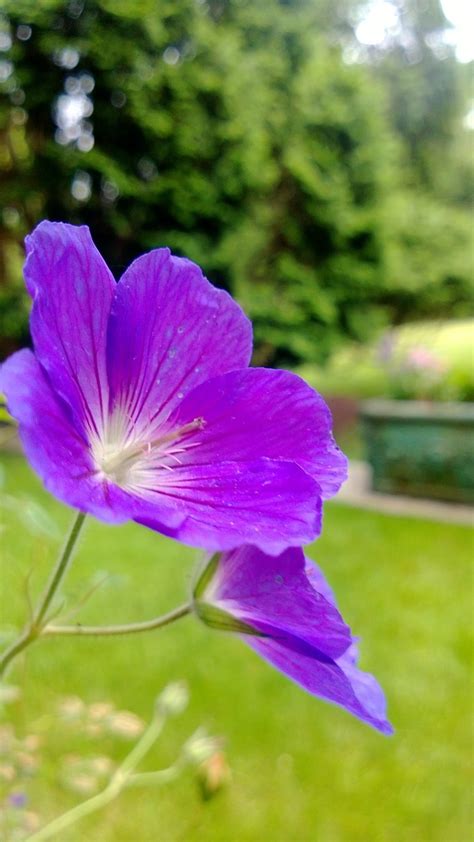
[1,453,472,842]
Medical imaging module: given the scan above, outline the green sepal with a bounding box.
[193,553,220,600]
[194,602,264,637]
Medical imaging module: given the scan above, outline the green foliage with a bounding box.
[221,40,400,364]
[300,319,474,401]
[0,0,472,365]
[0,238,30,356]
[362,0,471,203]
[384,193,474,322]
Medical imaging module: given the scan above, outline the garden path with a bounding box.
[336,461,473,526]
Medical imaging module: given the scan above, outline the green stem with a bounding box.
[114,712,164,778]
[34,512,86,627]
[26,715,167,842]
[43,602,192,637]
[127,765,182,787]
[26,782,123,842]
[0,511,86,678]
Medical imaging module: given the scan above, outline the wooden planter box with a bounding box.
[359,399,474,504]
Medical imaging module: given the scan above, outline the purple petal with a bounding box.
[168,368,347,500]
[304,558,338,605]
[198,546,393,734]
[206,546,350,658]
[305,560,391,729]
[135,459,321,554]
[0,350,187,530]
[110,365,328,550]
[106,248,252,441]
[24,221,115,438]
[248,634,393,734]
[336,642,391,728]
[0,350,123,522]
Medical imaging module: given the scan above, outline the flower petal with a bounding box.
[305,559,392,730]
[0,350,121,522]
[247,634,393,734]
[204,546,351,658]
[335,642,391,729]
[24,221,115,438]
[0,350,188,530]
[135,459,321,554]
[198,546,393,734]
[168,368,347,500]
[106,248,253,440]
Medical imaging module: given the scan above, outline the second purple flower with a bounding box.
[193,545,393,734]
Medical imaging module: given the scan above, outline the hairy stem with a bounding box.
[34,511,86,627]
[0,511,86,677]
[43,602,192,637]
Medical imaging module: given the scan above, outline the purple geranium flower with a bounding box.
[0,221,346,553]
[193,546,393,734]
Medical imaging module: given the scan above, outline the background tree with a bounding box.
[0,0,472,363]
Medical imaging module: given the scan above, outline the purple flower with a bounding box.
[0,222,346,553]
[9,791,27,808]
[193,546,393,734]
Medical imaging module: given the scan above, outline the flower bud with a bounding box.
[156,681,189,717]
[107,710,145,739]
[197,751,231,800]
[182,727,223,766]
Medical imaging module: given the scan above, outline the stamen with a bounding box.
[147,417,206,449]
[92,415,206,488]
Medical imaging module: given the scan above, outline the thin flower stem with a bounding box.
[127,764,182,787]
[0,511,86,678]
[26,714,168,842]
[43,602,192,637]
[114,711,165,777]
[25,782,123,842]
[34,511,86,627]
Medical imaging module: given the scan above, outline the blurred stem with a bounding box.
[43,602,192,637]
[0,511,86,678]
[127,765,182,787]
[26,713,170,842]
[115,711,165,776]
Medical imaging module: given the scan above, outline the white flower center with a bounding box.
[90,411,206,490]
